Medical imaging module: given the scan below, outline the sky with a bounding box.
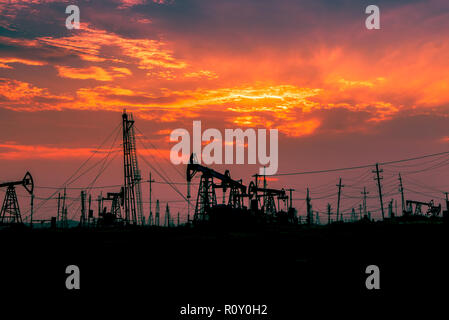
[1,0,449,222]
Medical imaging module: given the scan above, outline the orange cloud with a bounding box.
[79,54,107,62]
[147,70,177,80]
[0,142,169,160]
[0,77,44,100]
[280,119,321,137]
[38,25,187,72]
[0,57,45,68]
[72,85,157,110]
[0,36,38,47]
[0,78,72,110]
[56,66,115,81]
[184,70,219,79]
[0,143,117,160]
[112,67,132,76]
[118,0,171,9]
[56,66,133,81]
[118,0,146,8]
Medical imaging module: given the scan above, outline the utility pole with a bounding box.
[373,163,385,220]
[149,172,155,226]
[327,203,332,224]
[62,187,67,229]
[30,192,34,228]
[165,203,170,227]
[445,192,449,212]
[306,188,312,225]
[336,178,344,221]
[187,174,191,223]
[63,207,68,228]
[155,199,160,226]
[388,199,394,218]
[263,167,267,213]
[398,173,405,215]
[187,199,190,223]
[253,173,261,211]
[80,190,86,227]
[286,189,295,209]
[361,187,369,218]
[395,200,398,218]
[390,199,395,218]
[97,194,101,217]
[57,192,61,226]
[88,194,92,227]
[277,197,280,213]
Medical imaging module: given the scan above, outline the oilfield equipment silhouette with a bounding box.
[0,172,34,225]
[1,110,448,229]
[186,153,296,226]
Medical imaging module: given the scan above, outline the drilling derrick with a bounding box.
[122,111,144,225]
[0,172,34,225]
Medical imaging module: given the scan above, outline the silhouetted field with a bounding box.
[0,222,447,317]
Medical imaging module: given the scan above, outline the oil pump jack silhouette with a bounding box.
[0,172,34,225]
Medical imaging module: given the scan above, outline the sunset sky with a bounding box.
[1,0,449,222]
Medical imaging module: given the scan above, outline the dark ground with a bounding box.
[0,222,447,318]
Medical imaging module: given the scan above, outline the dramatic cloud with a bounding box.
[0,78,71,111]
[0,142,113,160]
[56,66,132,81]
[37,25,188,71]
[0,57,45,68]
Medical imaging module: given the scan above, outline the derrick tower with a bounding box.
[122,111,144,225]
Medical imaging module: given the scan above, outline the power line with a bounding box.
[34,179,198,190]
[35,184,123,190]
[271,150,449,176]
[135,126,185,180]
[138,149,189,202]
[21,123,122,219]
[404,187,446,201]
[68,130,121,221]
